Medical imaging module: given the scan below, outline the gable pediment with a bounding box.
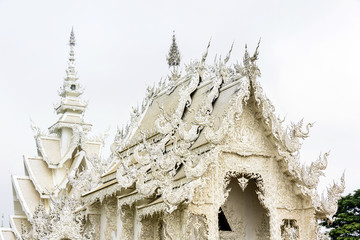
[223,98,275,156]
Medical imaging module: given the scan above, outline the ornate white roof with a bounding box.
[83,39,344,222]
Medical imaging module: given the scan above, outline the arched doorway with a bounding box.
[219,173,270,240]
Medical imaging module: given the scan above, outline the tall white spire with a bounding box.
[51,28,90,134]
[49,28,91,154]
[65,27,78,82]
[59,28,83,99]
[55,28,86,116]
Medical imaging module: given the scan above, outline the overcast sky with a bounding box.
[0,0,359,224]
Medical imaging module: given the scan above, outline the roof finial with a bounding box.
[69,27,76,46]
[1,213,4,227]
[166,31,181,67]
[57,27,83,101]
[224,41,234,64]
[243,43,250,67]
[201,38,212,64]
[65,27,78,82]
[250,38,261,63]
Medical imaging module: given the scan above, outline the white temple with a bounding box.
[0,30,345,240]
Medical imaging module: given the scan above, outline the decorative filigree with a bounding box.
[299,152,329,189]
[281,219,299,240]
[237,175,249,192]
[187,214,208,240]
[319,172,345,222]
[69,156,110,197]
[21,196,94,240]
[14,37,346,240]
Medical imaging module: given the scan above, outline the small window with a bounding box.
[70,84,76,90]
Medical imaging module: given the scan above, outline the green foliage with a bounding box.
[322,189,360,239]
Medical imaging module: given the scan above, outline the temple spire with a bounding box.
[54,28,87,118]
[65,27,78,83]
[69,27,76,46]
[166,31,181,67]
[58,28,83,99]
[49,28,91,156]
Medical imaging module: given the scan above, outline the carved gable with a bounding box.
[227,97,274,156]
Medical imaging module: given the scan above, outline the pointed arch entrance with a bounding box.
[219,172,270,240]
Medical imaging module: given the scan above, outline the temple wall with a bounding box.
[93,149,317,240]
[170,150,316,240]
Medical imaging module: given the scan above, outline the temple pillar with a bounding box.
[99,197,117,240]
[88,214,101,240]
[269,210,281,240]
[118,204,135,240]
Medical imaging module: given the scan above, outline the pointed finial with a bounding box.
[166,31,181,67]
[243,44,250,66]
[224,41,234,64]
[64,27,78,82]
[1,213,4,227]
[69,27,76,46]
[201,38,212,64]
[250,38,261,63]
[57,28,83,102]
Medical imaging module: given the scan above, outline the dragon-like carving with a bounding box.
[319,172,346,222]
[281,119,314,154]
[299,152,329,189]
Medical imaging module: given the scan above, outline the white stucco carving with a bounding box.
[1,31,345,240]
[21,196,94,240]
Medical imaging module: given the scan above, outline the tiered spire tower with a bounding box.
[57,28,84,105]
[53,28,88,122]
[51,28,91,155]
